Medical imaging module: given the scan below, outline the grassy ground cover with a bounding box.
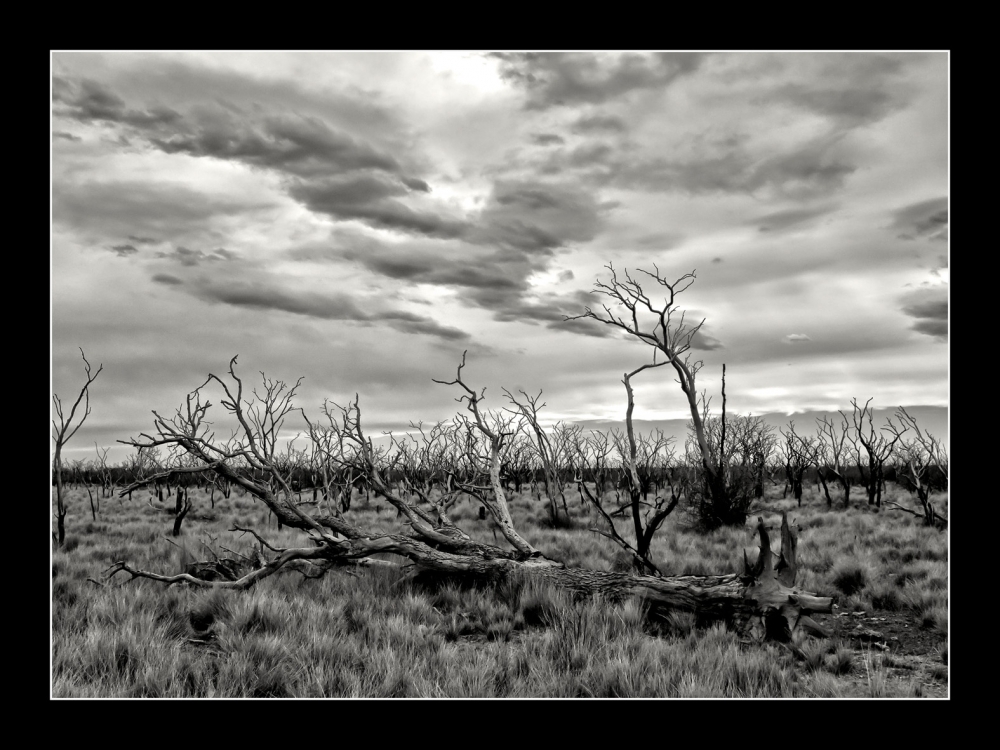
[52,482,948,697]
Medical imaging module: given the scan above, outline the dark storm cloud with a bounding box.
[289,176,467,239]
[196,282,365,317]
[558,270,575,282]
[53,75,449,241]
[469,180,605,253]
[173,277,471,342]
[571,114,627,133]
[76,57,408,151]
[319,180,608,335]
[401,177,431,192]
[630,232,685,250]
[338,244,539,332]
[379,310,471,341]
[766,54,911,127]
[292,171,409,204]
[746,138,857,198]
[777,84,902,125]
[342,247,523,291]
[127,235,158,244]
[52,181,271,237]
[690,329,724,351]
[153,110,447,238]
[558,316,618,339]
[53,180,275,242]
[902,299,947,320]
[495,290,620,340]
[491,52,705,109]
[538,129,855,199]
[619,133,855,198]
[457,181,607,326]
[565,142,616,169]
[53,131,82,142]
[54,76,399,177]
[109,244,138,257]
[899,286,947,341]
[753,203,840,232]
[530,133,566,146]
[151,109,399,177]
[492,298,574,324]
[525,55,910,200]
[156,246,238,266]
[890,197,948,241]
[53,76,182,128]
[911,319,947,339]
[151,273,183,285]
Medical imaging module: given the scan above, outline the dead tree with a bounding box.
[883,407,948,528]
[552,422,584,506]
[108,355,832,643]
[723,415,777,500]
[172,486,192,537]
[847,398,906,508]
[576,362,678,575]
[817,414,853,508]
[52,348,103,546]
[568,266,741,528]
[93,444,114,499]
[499,432,533,495]
[779,423,822,507]
[810,440,835,508]
[121,446,162,503]
[504,389,571,526]
[84,451,101,520]
[388,420,468,518]
[696,392,775,512]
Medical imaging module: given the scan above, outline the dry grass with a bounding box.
[51,482,948,697]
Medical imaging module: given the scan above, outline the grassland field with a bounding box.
[51,480,948,698]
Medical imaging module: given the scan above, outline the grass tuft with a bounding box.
[829,560,868,596]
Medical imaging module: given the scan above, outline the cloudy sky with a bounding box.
[51,51,948,462]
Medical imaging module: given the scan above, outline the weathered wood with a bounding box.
[113,358,832,643]
[112,507,830,641]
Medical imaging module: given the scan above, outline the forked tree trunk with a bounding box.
[172,488,191,537]
[816,470,833,508]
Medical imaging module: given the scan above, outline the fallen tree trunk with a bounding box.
[111,356,831,643]
[110,509,830,642]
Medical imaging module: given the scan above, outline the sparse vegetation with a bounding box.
[51,323,947,698]
[52,477,948,697]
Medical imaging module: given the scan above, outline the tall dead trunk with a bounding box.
[86,483,98,521]
[816,469,833,508]
[54,445,66,546]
